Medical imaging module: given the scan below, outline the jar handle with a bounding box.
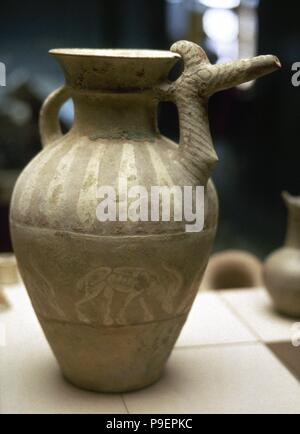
[156,41,218,182]
[39,85,70,148]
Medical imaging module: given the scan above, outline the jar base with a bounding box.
[62,370,163,394]
[38,315,186,393]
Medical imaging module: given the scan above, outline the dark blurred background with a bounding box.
[0,0,299,258]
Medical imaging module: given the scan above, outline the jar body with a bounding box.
[10,130,218,392]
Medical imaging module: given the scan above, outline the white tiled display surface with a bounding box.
[219,289,296,343]
[1,285,300,414]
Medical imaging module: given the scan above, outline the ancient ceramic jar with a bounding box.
[264,192,300,318]
[10,41,280,392]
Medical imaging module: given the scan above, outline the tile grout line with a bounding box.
[175,340,261,352]
[218,292,300,384]
[121,394,130,414]
[217,292,264,343]
[178,292,300,385]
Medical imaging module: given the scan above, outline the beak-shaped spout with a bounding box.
[165,40,281,182]
[206,55,281,95]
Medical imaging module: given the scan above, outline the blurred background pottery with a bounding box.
[263,192,300,318]
[202,249,263,290]
[0,253,19,285]
[0,253,19,311]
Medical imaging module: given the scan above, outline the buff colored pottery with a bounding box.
[264,192,300,318]
[0,253,19,285]
[202,250,263,290]
[10,41,280,392]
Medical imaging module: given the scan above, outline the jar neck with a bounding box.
[285,206,300,249]
[71,91,159,140]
